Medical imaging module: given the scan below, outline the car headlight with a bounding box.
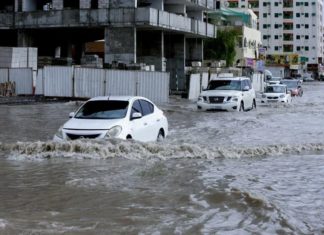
[55,126,63,139]
[198,96,207,102]
[279,95,285,98]
[231,96,239,102]
[262,94,266,98]
[105,125,122,138]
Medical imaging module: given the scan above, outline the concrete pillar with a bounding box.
[52,0,63,10]
[17,30,33,47]
[165,34,186,91]
[186,38,203,62]
[109,0,136,8]
[105,27,136,65]
[137,31,164,71]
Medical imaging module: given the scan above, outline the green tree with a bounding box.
[204,29,239,67]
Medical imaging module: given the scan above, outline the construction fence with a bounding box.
[1,66,170,104]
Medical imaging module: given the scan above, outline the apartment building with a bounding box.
[0,0,217,91]
[208,7,262,70]
[227,0,324,75]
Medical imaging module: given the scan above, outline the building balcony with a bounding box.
[1,8,216,38]
[0,13,13,28]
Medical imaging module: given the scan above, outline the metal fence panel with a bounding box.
[0,68,9,83]
[188,74,200,100]
[137,71,169,103]
[105,70,137,96]
[9,68,33,95]
[35,69,43,95]
[44,66,73,97]
[74,67,105,98]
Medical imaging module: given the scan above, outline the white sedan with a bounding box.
[261,84,292,104]
[53,96,168,142]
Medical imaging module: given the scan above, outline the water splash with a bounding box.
[1,140,324,160]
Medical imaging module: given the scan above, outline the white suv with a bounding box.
[197,76,256,111]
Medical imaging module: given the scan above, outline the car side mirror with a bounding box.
[131,112,142,120]
[69,112,75,118]
[243,86,250,91]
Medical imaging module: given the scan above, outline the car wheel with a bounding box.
[299,91,303,97]
[157,129,165,142]
[239,101,244,112]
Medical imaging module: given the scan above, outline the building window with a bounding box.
[296,35,300,39]
[263,13,267,18]
[296,46,301,51]
[91,0,98,9]
[305,2,309,6]
[64,0,79,9]
[296,24,300,28]
[305,24,309,29]
[305,35,309,39]
[305,46,309,51]
[283,45,293,52]
[275,46,279,51]
[305,13,309,17]
[296,13,300,17]
[275,35,279,39]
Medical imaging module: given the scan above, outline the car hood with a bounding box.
[263,92,285,96]
[63,118,123,130]
[200,90,242,97]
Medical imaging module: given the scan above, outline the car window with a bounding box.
[246,80,252,89]
[131,100,142,116]
[75,100,129,119]
[207,80,242,91]
[242,80,250,90]
[265,86,285,93]
[139,100,154,116]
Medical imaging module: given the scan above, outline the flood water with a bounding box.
[1,82,324,234]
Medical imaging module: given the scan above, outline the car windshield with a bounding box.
[281,80,299,89]
[75,100,129,119]
[265,86,286,93]
[271,77,281,81]
[207,80,242,91]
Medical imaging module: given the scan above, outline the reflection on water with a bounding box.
[1,83,324,233]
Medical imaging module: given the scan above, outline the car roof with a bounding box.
[210,76,250,81]
[88,96,147,102]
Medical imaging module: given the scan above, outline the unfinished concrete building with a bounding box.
[0,0,217,91]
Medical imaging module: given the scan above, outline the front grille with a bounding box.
[209,96,224,104]
[66,133,100,140]
[267,96,279,100]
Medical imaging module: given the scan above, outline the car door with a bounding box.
[139,99,158,141]
[129,99,148,141]
[242,80,253,108]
